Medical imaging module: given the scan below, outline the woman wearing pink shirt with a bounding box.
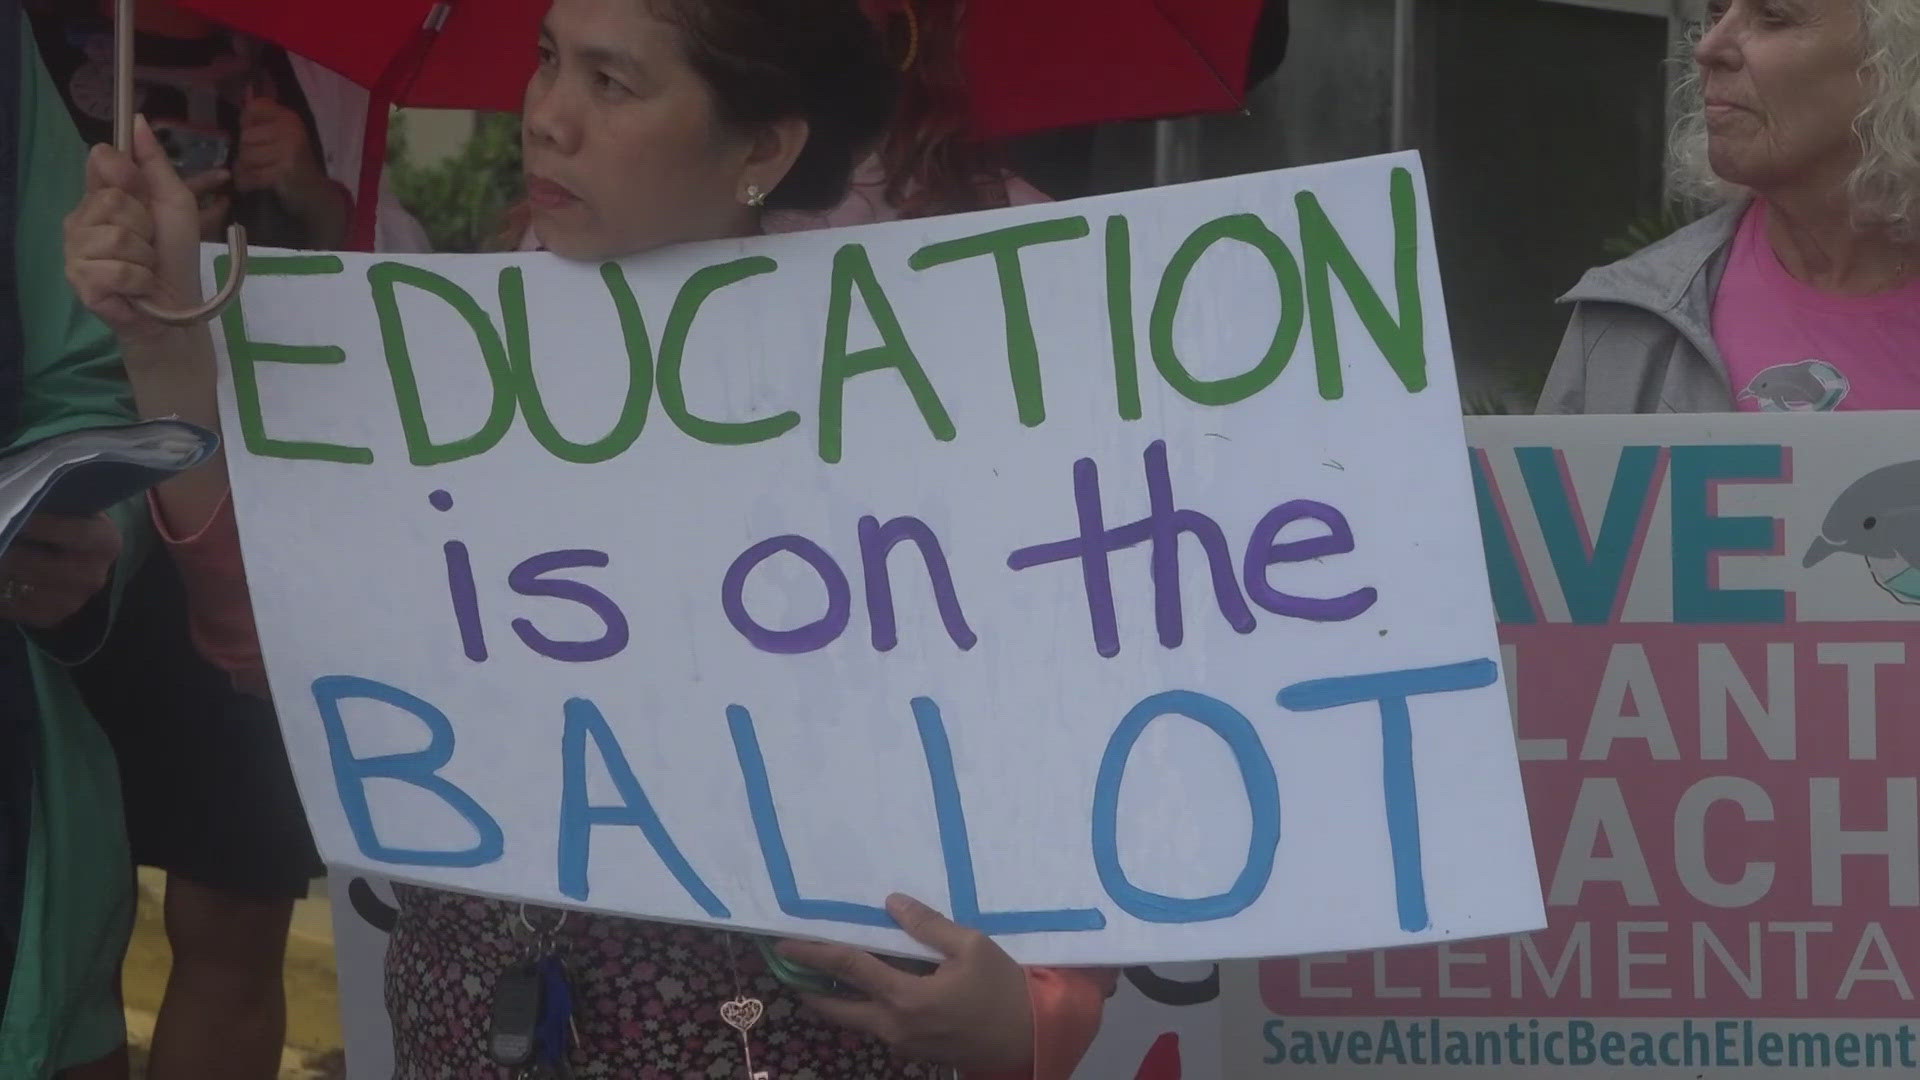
[65,0,1112,1076]
[1539,0,1920,416]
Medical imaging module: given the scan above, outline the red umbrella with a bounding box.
[963,0,1271,139]
[178,0,1273,247]
[180,1,542,114]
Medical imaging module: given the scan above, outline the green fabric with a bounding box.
[0,15,151,1077]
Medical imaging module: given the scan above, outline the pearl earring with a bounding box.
[743,184,766,208]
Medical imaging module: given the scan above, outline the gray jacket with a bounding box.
[1535,201,1747,415]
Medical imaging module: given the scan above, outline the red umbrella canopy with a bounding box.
[180,0,1268,135]
[178,0,1270,246]
[963,0,1268,139]
[180,0,541,110]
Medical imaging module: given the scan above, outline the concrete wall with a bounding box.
[1410,0,1671,397]
[1203,0,1400,175]
[1011,0,1673,402]
[1006,0,1401,197]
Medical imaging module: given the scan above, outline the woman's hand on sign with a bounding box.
[776,894,1035,1073]
[64,115,208,349]
[0,513,122,629]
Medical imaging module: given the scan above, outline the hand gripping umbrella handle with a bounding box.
[113,0,248,327]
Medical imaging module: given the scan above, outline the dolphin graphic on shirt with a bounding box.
[1739,359,1850,411]
[1803,460,1920,605]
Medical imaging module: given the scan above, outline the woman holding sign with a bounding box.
[64,0,1114,1077]
[1539,0,1920,415]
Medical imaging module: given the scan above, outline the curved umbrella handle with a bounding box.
[131,223,249,327]
[115,0,249,327]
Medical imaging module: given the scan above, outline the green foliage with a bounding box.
[1462,359,1548,416]
[1462,389,1521,416]
[387,111,525,253]
[1458,204,1708,415]
[1601,203,1701,261]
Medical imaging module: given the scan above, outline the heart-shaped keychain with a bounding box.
[719,995,769,1078]
[720,996,765,1033]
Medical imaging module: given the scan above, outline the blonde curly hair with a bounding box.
[1669,0,1920,239]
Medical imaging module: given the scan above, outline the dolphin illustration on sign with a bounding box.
[1740,359,1850,411]
[1803,460,1920,605]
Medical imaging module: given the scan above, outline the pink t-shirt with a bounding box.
[1715,201,1920,412]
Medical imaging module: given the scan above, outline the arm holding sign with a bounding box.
[1007,965,1116,1080]
[64,114,267,691]
[777,896,1113,1079]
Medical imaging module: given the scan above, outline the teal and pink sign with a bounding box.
[1249,411,1920,1075]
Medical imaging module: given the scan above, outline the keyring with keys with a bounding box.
[488,905,578,1078]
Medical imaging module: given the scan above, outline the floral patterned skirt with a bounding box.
[384,884,948,1079]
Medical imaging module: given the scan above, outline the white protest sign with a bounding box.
[212,151,1541,965]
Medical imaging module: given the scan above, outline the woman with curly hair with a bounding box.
[1540,0,1920,416]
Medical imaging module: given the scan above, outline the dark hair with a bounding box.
[649,0,900,213]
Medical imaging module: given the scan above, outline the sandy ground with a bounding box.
[121,869,346,1080]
